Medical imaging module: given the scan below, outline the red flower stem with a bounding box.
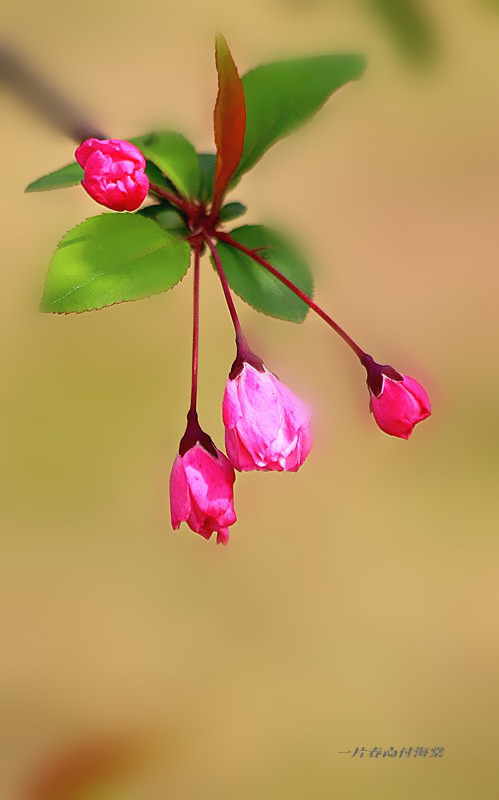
[209,184,223,225]
[204,234,244,343]
[189,242,202,415]
[215,230,367,362]
[148,182,192,216]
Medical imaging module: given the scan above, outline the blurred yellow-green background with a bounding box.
[1,0,499,797]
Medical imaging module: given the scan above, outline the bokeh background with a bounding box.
[1,0,499,797]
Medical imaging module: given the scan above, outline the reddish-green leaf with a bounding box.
[213,34,246,206]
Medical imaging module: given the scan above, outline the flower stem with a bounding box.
[189,242,202,414]
[148,182,192,216]
[215,231,367,361]
[204,235,243,341]
[204,234,265,374]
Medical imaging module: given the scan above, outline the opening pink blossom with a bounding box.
[169,443,236,545]
[223,361,313,472]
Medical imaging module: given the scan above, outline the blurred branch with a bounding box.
[0,39,105,142]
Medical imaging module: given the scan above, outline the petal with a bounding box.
[74,137,107,168]
[117,172,149,211]
[225,426,259,471]
[277,378,312,431]
[231,366,287,460]
[222,378,243,428]
[282,425,313,472]
[183,445,236,525]
[169,455,191,529]
[80,175,109,207]
[84,150,112,178]
[402,375,431,416]
[108,139,146,169]
[236,365,312,470]
[370,377,428,438]
[216,527,230,545]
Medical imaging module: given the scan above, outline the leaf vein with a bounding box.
[48,239,186,306]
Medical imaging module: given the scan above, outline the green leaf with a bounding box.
[197,153,216,202]
[132,132,200,199]
[25,162,83,193]
[144,160,177,194]
[41,214,191,313]
[219,201,247,222]
[233,54,366,181]
[213,225,313,322]
[137,203,189,234]
[198,152,243,204]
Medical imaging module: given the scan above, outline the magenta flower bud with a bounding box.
[223,360,313,472]
[75,138,149,211]
[362,355,431,439]
[169,419,236,544]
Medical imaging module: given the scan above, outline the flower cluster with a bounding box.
[169,331,314,544]
[74,135,431,545]
[26,36,432,546]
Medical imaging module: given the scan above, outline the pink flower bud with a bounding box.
[223,361,313,472]
[75,138,149,211]
[363,356,431,439]
[169,443,236,545]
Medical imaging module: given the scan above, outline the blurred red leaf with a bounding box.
[213,34,246,210]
